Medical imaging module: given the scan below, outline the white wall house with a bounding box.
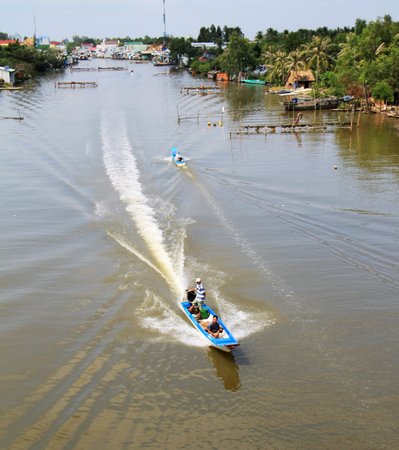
[96,39,120,58]
[0,66,16,85]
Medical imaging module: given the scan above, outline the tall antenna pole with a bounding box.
[33,14,37,47]
[163,0,166,46]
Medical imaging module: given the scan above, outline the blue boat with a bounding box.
[180,300,240,352]
[171,147,186,167]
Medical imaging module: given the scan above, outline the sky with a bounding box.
[2,0,398,41]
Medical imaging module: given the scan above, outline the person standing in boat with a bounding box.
[187,277,211,321]
[186,277,206,304]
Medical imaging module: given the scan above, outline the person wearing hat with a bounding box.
[195,278,206,303]
[186,277,206,304]
[187,277,207,319]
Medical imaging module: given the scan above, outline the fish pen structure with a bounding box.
[176,105,225,124]
[231,116,360,137]
[98,66,127,71]
[55,81,98,88]
[0,114,24,120]
[181,85,221,95]
[70,67,97,72]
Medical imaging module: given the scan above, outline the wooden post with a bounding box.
[350,107,354,131]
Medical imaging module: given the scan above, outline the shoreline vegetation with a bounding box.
[1,15,398,113]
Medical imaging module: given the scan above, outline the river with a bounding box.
[1,60,398,449]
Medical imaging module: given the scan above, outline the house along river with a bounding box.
[1,59,398,449]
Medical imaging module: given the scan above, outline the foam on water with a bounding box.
[106,231,166,280]
[101,114,184,296]
[100,114,273,347]
[211,288,275,340]
[196,174,296,306]
[137,291,206,348]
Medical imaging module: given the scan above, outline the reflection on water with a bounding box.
[224,84,262,120]
[206,348,241,392]
[336,114,399,176]
[293,131,302,145]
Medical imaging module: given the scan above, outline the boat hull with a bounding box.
[284,98,340,111]
[171,148,186,167]
[180,301,240,352]
[241,79,266,85]
[172,157,186,167]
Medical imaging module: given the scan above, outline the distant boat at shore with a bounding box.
[282,97,341,111]
[240,79,266,85]
[278,87,313,97]
[153,56,174,66]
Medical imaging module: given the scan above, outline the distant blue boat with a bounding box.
[171,147,186,167]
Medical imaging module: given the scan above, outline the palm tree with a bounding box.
[262,45,275,67]
[264,49,287,85]
[285,49,306,84]
[301,36,334,85]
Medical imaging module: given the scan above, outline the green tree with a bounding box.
[169,36,199,63]
[255,31,263,42]
[217,31,255,78]
[197,26,211,42]
[372,80,394,108]
[263,28,280,47]
[223,26,243,42]
[190,60,211,75]
[319,71,346,96]
[355,19,367,35]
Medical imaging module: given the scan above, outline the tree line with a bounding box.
[1,15,398,104]
[181,16,399,104]
[0,32,65,78]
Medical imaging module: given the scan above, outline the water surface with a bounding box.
[1,61,398,449]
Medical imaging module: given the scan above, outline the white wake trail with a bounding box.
[101,116,183,296]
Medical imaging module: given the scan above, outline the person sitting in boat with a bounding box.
[206,315,223,338]
[175,151,183,161]
[188,300,201,318]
